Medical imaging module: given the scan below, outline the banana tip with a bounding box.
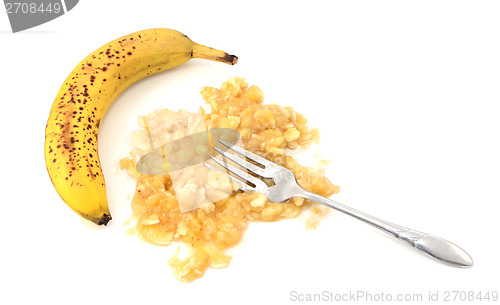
[96,214,112,226]
[228,54,238,65]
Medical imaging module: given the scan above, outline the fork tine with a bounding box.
[204,162,250,191]
[218,140,273,168]
[209,155,268,190]
[213,146,267,177]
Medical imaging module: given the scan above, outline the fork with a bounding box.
[205,139,473,268]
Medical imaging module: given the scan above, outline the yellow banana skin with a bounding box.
[45,28,238,226]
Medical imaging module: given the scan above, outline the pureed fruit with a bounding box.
[121,77,339,282]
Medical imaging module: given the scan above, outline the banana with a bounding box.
[45,28,238,226]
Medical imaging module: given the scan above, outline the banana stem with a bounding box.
[192,44,238,65]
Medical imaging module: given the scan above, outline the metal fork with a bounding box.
[205,139,473,268]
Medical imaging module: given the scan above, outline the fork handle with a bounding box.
[298,189,473,267]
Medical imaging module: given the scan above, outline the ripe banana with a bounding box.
[45,28,238,226]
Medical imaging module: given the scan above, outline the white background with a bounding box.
[1,1,499,304]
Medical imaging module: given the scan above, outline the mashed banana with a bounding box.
[120,77,339,282]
